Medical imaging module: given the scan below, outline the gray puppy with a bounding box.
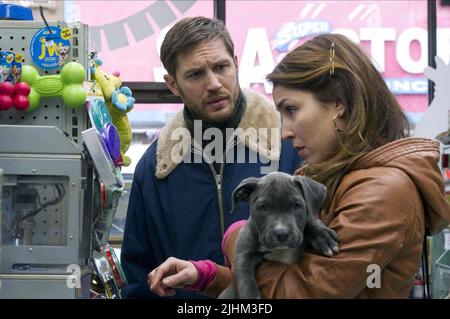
[219,172,339,299]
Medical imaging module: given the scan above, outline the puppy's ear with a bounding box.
[231,177,259,213]
[294,176,327,217]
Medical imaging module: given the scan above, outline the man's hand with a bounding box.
[148,257,198,297]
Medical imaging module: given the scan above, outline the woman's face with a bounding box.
[273,85,345,164]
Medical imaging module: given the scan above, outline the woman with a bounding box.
[149,34,450,298]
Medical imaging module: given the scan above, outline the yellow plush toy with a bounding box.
[93,63,134,167]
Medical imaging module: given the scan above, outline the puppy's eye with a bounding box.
[257,204,268,211]
[293,203,302,209]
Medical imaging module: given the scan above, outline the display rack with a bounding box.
[0,20,93,299]
[0,20,89,145]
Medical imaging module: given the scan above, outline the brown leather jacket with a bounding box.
[204,138,450,298]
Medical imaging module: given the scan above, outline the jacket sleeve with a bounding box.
[224,168,423,298]
[121,153,160,298]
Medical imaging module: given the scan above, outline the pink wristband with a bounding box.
[184,260,217,292]
[184,220,247,291]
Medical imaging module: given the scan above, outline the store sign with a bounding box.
[235,25,450,95]
[72,0,450,117]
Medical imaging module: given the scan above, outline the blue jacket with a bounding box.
[121,89,302,298]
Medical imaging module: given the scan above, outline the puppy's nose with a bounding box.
[274,229,290,243]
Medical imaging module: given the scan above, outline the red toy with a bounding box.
[13,82,30,111]
[0,81,15,110]
[0,81,30,111]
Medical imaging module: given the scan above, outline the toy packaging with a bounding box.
[0,51,13,82]
[9,53,23,84]
[30,26,72,71]
[0,51,30,111]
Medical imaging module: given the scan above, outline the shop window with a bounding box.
[225,0,450,129]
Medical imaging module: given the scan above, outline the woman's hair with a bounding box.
[160,16,235,78]
[267,33,409,210]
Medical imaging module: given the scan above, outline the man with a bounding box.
[121,16,301,298]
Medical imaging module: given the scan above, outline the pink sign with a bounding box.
[72,0,450,120]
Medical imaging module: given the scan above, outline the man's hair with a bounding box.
[267,33,409,210]
[160,16,235,78]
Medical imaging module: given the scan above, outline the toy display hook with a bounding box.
[39,6,53,34]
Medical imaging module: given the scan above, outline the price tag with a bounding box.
[61,27,72,40]
[15,53,23,63]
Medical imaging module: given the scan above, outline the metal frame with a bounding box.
[428,0,437,105]
[0,125,92,272]
[122,82,181,104]
[214,0,226,24]
[1,158,84,268]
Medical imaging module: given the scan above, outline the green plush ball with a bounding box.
[26,89,40,112]
[60,62,86,84]
[20,65,40,85]
[63,84,87,108]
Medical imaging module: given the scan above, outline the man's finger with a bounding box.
[150,274,172,296]
[148,270,155,284]
[156,285,173,297]
[162,269,191,288]
[150,274,166,293]
[151,276,177,297]
[149,268,163,287]
[149,259,177,286]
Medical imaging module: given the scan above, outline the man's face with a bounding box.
[164,39,240,123]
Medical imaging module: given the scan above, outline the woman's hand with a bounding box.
[148,257,198,297]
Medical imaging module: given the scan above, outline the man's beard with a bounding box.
[178,80,240,124]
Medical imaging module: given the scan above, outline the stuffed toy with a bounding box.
[93,61,135,166]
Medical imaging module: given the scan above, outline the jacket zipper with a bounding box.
[219,137,239,238]
[192,137,237,239]
[191,136,237,239]
[208,162,225,237]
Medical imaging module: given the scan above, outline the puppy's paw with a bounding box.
[306,226,339,257]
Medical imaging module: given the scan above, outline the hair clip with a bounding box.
[329,42,335,76]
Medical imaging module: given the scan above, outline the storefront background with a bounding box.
[64,0,450,174]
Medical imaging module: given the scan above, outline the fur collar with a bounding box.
[155,88,281,179]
